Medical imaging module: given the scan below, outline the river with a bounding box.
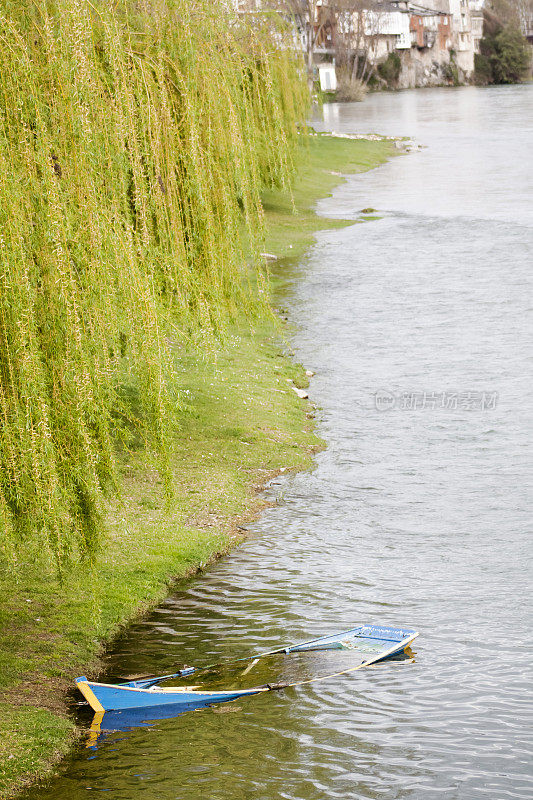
[25,86,532,800]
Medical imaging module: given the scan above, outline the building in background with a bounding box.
[230,0,477,87]
[469,0,485,54]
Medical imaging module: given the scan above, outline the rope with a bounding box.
[263,657,370,692]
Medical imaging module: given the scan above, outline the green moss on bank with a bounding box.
[261,134,393,259]
[0,133,392,799]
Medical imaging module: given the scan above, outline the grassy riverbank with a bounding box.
[0,133,393,798]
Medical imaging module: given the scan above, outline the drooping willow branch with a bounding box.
[0,0,308,569]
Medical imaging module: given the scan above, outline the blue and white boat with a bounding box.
[76,624,418,713]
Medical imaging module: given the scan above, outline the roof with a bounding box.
[387,0,448,15]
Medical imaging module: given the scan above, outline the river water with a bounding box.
[26,87,532,799]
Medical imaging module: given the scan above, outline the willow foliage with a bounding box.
[0,0,308,567]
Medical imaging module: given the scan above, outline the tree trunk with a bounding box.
[351,51,360,81]
[359,51,368,82]
[307,22,314,87]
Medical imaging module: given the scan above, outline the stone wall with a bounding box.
[397,46,468,87]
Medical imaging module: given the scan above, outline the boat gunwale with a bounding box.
[76,679,267,697]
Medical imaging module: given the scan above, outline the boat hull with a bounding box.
[76,677,265,713]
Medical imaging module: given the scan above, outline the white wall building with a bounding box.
[364,9,412,49]
[469,0,485,53]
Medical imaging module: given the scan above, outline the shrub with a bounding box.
[473,53,493,85]
[490,25,531,83]
[335,74,368,102]
[442,55,460,86]
[377,52,402,87]
[476,16,531,84]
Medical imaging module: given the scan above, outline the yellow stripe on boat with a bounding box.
[76,680,105,713]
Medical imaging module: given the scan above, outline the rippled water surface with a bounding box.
[27,87,532,799]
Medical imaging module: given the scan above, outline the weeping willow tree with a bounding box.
[0,0,308,568]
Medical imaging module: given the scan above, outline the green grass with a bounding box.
[0,707,75,796]
[0,133,392,799]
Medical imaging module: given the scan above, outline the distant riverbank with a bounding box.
[0,133,394,799]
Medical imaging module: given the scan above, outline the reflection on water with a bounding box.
[85,648,416,752]
[25,86,532,800]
